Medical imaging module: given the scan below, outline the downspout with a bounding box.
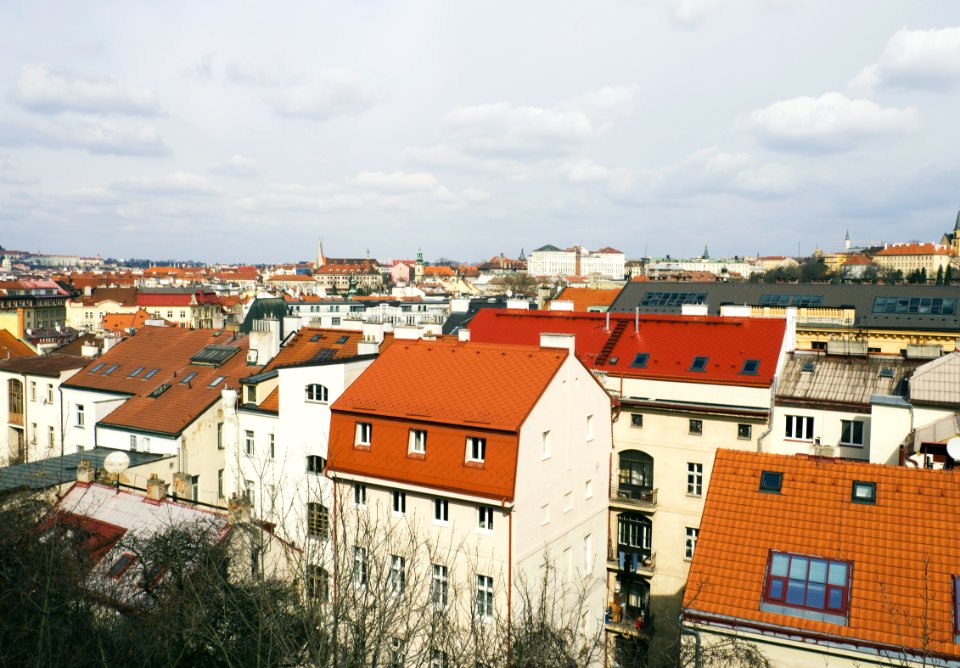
[680,626,702,668]
[756,374,778,454]
[505,496,512,659]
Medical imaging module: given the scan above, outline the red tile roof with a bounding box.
[0,330,36,359]
[875,243,955,257]
[467,310,785,387]
[553,287,621,311]
[101,309,165,333]
[685,450,960,661]
[327,340,570,500]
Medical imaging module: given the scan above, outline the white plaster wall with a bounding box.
[768,405,871,460]
[60,387,127,454]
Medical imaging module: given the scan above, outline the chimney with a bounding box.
[357,337,381,355]
[540,332,575,353]
[76,459,95,483]
[549,300,574,312]
[172,472,192,500]
[146,474,167,501]
[458,328,471,342]
[83,285,92,297]
[81,342,100,358]
[682,304,710,316]
[228,494,251,524]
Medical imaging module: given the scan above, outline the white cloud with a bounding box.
[742,92,918,152]
[851,27,960,91]
[558,157,634,190]
[444,102,594,157]
[209,154,261,177]
[114,172,218,197]
[350,170,439,192]
[270,69,379,120]
[670,0,721,26]
[401,144,529,180]
[225,61,279,87]
[651,147,796,199]
[579,85,641,114]
[11,65,161,115]
[0,119,169,156]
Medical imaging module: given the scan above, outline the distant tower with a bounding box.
[844,230,851,252]
[414,248,424,282]
[703,245,710,259]
[315,238,326,269]
[519,248,526,261]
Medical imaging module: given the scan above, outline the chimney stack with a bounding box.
[76,459,95,483]
[146,474,167,501]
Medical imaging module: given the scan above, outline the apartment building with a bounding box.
[136,288,224,329]
[528,245,625,279]
[325,337,612,665]
[65,287,140,333]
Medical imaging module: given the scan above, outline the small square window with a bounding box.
[631,413,643,428]
[631,353,650,368]
[689,419,703,435]
[738,424,752,440]
[851,481,876,504]
[760,471,783,493]
[690,356,708,372]
[741,359,760,375]
[466,437,486,463]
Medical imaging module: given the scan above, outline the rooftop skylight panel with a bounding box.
[801,362,816,373]
[179,372,197,384]
[102,365,120,375]
[128,367,145,378]
[608,356,619,366]
[310,334,322,342]
[143,368,160,380]
[89,363,106,374]
[208,376,225,388]
[337,335,349,344]
[314,348,336,361]
[149,383,171,398]
[741,359,760,375]
[631,353,649,368]
[878,368,894,379]
[189,344,240,367]
[759,470,783,493]
[851,480,876,504]
[690,356,708,372]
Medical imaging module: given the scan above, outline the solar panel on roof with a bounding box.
[190,344,240,367]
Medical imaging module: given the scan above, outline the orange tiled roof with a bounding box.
[258,387,279,413]
[684,450,960,661]
[73,287,139,307]
[424,266,456,277]
[554,287,621,311]
[267,274,315,282]
[262,328,368,372]
[874,243,955,257]
[0,330,36,359]
[843,254,873,266]
[327,340,569,500]
[101,308,161,333]
[62,326,262,436]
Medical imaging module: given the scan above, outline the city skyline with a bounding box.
[2,1,960,263]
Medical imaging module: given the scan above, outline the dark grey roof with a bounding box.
[776,353,922,407]
[240,298,287,334]
[0,354,88,376]
[441,297,534,334]
[532,244,562,252]
[0,448,170,495]
[609,282,960,331]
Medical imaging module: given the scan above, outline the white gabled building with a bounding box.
[528,245,625,279]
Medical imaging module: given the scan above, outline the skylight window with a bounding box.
[337,335,349,344]
[149,384,171,398]
[179,372,197,384]
[102,365,120,375]
[89,363,106,374]
[690,356,708,372]
[631,353,649,368]
[209,376,225,388]
[761,551,850,624]
[128,367,144,378]
[741,359,760,375]
[143,368,160,379]
[878,368,894,379]
[851,481,876,504]
[759,471,783,493]
[608,356,619,366]
[801,362,816,373]
[314,348,336,361]
[310,334,322,342]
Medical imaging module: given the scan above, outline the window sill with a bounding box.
[354,443,371,451]
[407,451,426,460]
[464,459,485,469]
[783,438,814,443]
[839,443,864,448]
[686,493,703,499]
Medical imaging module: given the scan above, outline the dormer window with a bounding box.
[245,385,256,404]
[690,356,708,372]
[409,429,427,455]
[466,437,486,463]
[356,422,372,447]
[761,551,850,625]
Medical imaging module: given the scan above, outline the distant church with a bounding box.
[940,210,960,255]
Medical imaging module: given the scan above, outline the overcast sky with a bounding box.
[2,1,960,264]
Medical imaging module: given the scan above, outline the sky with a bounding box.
[2,1,960,264]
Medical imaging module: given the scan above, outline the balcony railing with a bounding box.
[608,548,656,575]
[8,411,23,426]
[605,604,654,637]
[610,483,657,510]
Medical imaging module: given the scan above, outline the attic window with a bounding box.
[314,348,336,361]
[149,384,171,398]
[310,334,322,342]
[878,368,894,379]
[128,367,144,378]
[801,362,816,373]
[190,344,240,367]
[102,365,120,375]
[89,363,106,374]
[179,372,197,385]
[690,356,709,372]
[143,368,160,379]
[760,471,783,493]
[337,335,349,344]
[108,553,135,578]
[631,353,650,368]
[761,551,850,624]
[208,376,225,388]
[741,359,760,375]
[851,481,876,504]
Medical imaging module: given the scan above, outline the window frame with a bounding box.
[738,423,752,440]
[685,527,699,560]
[840,419,864,447]
[305,383,329,403]
[686,462,703,496]
[431,563,448,607]
[354,483,367,507]
[466,436,486,463]
[244,430,255,456]
[434,497,449,524]
[392,490,406,516]
[762,550,851,621]
[307,502,330,540]
[476,574,494,620]
[785,414,815,441]
[306,455,326,473]
[478,505,494,532]
[689,419,703,435]
[630,413,643,429]
[356,422,372,447]
[409,428,427,455]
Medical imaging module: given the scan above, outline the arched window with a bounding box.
[618,450,653,489]
[305,384,329,403]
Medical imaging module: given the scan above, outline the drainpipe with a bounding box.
[680,626,702,668]
[756,374,778,454]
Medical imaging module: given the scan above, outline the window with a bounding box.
[586,414,594,441]
[583,533,593,572]
[307,565,329,601]
[46,384,53,403]
[466,436,486,463]
[306,455,326,473]
[209,376,224,388]
[389,555,405,595]
[434,498,449,523]
[217,469,224,499]
[431,564,448,606]
[760,470,783,493]
[738,423,752,440]
[47,426,54,448]
[541,502,550,525]
[640,291,707,307]
[356,422,372,446]
[478,506,494,531]
[687,463,703,496]
[409,429,427,455]
[689,419,703,435]
[741,359,760,375]
[29,422,37,444]
[245,385,256,404]
[307,502,329,539]
[76,404,85,428]
[305,384,328,403]
[244,430,254,456]
[216,422,224,450]
[89,363,106,374]
[840,420,864,446]
[476,575,494,620]
[269,433,275,459]
[685,527,699,560]
[392,490,406,516]
[353,546,368,587]
[108,553,135,578]
[785,415,814,441]
[618,513,652,551]
[541,430,551,459]
[388,638,404,668]
[354,483,366,506]
[585,479,593,499]
[631,413,643,428]
[762,551,850,622]
[246,480,255,506]
[29,381,36,402]
[129,434,137,451]
[631,352,650,368]
[690,356,708,372]
[851,481,876,504]
[143,368,159,379]
[191,475,199,502]
[179,371,196,384]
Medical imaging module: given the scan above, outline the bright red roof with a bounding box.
[467,310,785,387]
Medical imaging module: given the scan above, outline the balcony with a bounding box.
[605,604,654,637]
[8,411,23,426]
[610,482,657,511]
[608,548,656,576]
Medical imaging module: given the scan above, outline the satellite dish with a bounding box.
[947,437,960,461]
[103,451,130,474]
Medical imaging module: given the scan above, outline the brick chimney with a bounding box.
[76,459,95,483]
[146,474,167,501]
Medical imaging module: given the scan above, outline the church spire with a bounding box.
[315,237,326,269]
[954,209,960,232]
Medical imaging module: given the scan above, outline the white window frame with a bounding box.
[392,490,406,516]
[354,483,367,507]
[687,462,703,496]
[431,563,448,607]
[785,414,815,441]
[76,404,85,428]
[541,430,551,459]
[388,554,405,595]
[409,429,427,455]
[305,383,329,403]
[478,505,494,532]
[466,436,486,463]
[434,497,449,524]
[356,422,372,446]
[353,546,368,587]
[685,527,699,560]
[840,419,864,446]
[476,574,494,620]
[244,430,255,456]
